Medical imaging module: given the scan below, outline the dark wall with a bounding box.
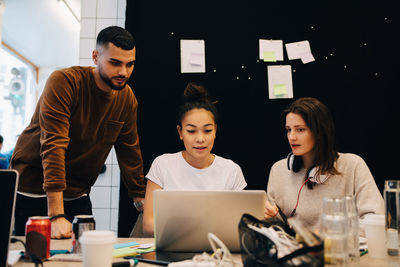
[118,0,398,236]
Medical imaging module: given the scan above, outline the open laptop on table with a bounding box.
[153,190,267,260]
[0,170,19,267]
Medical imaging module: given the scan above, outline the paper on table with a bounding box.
[180,40,206,73]
[259,39,284,61]
[7,250,22,266]
[267,65,293,99]
[113,243,155,258]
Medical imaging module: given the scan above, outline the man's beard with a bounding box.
[98,67,127,91]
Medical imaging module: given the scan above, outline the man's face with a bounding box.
[93,43,135,91]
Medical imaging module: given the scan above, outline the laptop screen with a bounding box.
[0,170,19,267]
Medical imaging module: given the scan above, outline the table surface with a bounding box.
[9,237,400,266]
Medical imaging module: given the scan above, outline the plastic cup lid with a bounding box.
[362,214,385,225]
[79,230,116,244]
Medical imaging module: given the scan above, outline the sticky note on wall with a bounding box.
[263,51,277,62]
[273,84,287,96]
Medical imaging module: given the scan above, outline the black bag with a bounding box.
[238,213,324,267]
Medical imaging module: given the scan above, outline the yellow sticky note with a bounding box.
[273,84,287,96]
[263,51,276,62]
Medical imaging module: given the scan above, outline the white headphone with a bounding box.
[286,152,329,184]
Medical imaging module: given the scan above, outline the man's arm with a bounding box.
[47,191,72,239]
[114,91,146,198]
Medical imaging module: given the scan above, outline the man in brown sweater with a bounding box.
[10,26,145,238]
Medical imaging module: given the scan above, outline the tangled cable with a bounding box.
[168,233,242,267]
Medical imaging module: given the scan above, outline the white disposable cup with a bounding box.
[79,230,116,267]
[362,214,387,258]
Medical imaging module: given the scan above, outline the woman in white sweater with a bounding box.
[265,97,384,231]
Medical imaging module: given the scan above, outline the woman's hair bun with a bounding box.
[183,82,209,103]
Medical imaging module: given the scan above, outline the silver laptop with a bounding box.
[153,190,266,252]
[0,170,19,267]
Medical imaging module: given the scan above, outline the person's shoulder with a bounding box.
[214,154,234,164]
[53,66,91,76]
[153,152,182,164]
[271,158,287,169]
[49,66,93,83]
[117,83,137,105]
[337,152,369,170]
[213,155,242,170]
[337,152,364,163]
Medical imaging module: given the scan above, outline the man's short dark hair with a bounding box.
[0,135,3,144]
[96,26,135,50]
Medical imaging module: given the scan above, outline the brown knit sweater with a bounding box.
[10,66,145,198]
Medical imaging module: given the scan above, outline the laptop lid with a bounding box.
[153,190,266,253]
[0,170,19,267]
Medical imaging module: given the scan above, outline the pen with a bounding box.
[112,259,138,267]
[124,257,169,266]
[276,204,289,224]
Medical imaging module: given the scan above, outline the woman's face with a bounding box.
[177,108,216,164]
[286,112,315,158]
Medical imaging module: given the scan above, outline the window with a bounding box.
[0,45,36,152]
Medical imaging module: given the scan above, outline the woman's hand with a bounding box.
[264,200,279,219]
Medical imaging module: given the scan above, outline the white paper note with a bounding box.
[259,39,284,61]
[180,40,206,73]
[285,40,315,64]
[267,65,293,99]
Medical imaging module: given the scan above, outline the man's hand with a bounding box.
[50,217,72,239]
[133,197,145,212]
[47,191,72,239]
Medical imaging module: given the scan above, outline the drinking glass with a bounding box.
[384,180,399,256]
[321,196,349,265]
[343,195,359,263]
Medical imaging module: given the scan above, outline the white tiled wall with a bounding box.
[79,0,126,66]
[80,0,126,234]
[91,147,120,234]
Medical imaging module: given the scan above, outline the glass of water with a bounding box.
[321,196,349,265]
[343,195,359,263]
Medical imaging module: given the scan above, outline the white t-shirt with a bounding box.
[146,152,247,190]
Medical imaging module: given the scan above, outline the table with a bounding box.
[10,237,158,267]
[9,237,400,266]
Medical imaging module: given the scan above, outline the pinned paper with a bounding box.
[300,52,315,64]
[285,40,315,64]
[180,40,206,73]
[259,39,284,61]
[267,65,293,99]
[263,51,277,62]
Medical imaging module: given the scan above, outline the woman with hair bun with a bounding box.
[141,82,247,236]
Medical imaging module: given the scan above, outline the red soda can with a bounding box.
[25,216,51,259]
